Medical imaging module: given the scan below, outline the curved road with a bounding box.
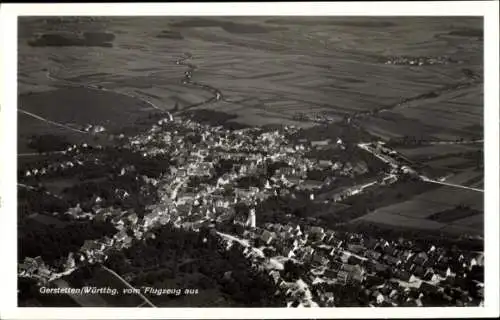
[18,151,66,157]
[45,70,173,120]
[174,54,223,114]
[18,109,87,134]
[18,68,175,138]
[23,53,220,136]
[100,265,157,308]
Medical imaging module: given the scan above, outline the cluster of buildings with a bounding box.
[292,111,336,124]
[18,113,483,307]
[221,217,484,307]
[22,144,97,179]
[384,55,460,66]
[82,124,106,134]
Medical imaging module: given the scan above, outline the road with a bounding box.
[175,54,224,114]
[100,265,157,308]
[358,142,484,193]
[426,139,483,146]
[216,231,284,270]
[216,231,320,306]
[18,66,178,156]
[52,278,109,307]
[22,54,219,145]
[18,109,87,134]
[420,175,484,193]
[18,151,66,157]
[45,70,173,120]
[18,183,62,199]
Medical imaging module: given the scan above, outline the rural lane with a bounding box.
[175,54,224,114]
[100,265,157,308]
[18,109,87,134]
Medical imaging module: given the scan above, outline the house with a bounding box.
[293,225,303,237]
[114,230,128,242]
[126,212,139,225]
[352,161,368,175]
[413,252,429,266]
[328,247,338,257]
[419,282,439,294]
[282,224,294,233]
[102,236,114,247]
[373,262,390,273]
[341,263,358,273]
[301,180,323,191]
[286,238,300,250]
[347,243,365,254]
[340,252,350,263]
[94,211,107,222]
[111,215,124,226]
[159,214,171,225]
[269,270,281,284]
[324,269,338,279]
[423,268,436,281]
[281,246,296,259]
[366,250,382,260]
[311,139,331,147]
[81,240,97,253]
[318,160,333,168]
[38,267,52,278]
[312,252,329,266]
[413,265,426,278]
[176,203,192,215]
[349,268,364,283]
[324,230,336,243]
[364,274,385,287]
[348,255,363,265]
[382,245,396,256]
[435,267,447,278]
[260,230,275,245]
[297,246,315,261]
[395,270,413,282]
[330,260,342,271]
[363,237,378,250]
[401,249,413,261]
[337,270,349,284]
[383,255,402,266]
[373,291,386,305]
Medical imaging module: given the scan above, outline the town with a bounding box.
[18,111,484,307]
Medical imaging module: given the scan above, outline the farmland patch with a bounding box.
[428,206,482,223]
[19,87,155,133]
[169,18,286,34]
[28,32,115,47]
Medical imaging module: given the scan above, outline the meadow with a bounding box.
[18,16,483,137]
[354,184,483,236]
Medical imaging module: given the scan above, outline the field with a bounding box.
[18,112,89,153]
[393,142,483,188]
[18,16,482,142]
[353,184,483,236]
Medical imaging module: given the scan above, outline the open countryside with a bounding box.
[18,16,484,308]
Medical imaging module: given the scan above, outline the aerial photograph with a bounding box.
[17,16,484,308]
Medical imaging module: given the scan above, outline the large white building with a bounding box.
[246,208,256,229]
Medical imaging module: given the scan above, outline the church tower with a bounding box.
[246,207,256,229]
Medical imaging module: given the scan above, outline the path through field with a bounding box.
[18,109,87,134]
[100,265,157,308]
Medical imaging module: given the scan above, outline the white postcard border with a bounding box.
[1,1,498,319]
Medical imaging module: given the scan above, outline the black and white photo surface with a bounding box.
[1,2,499,319]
